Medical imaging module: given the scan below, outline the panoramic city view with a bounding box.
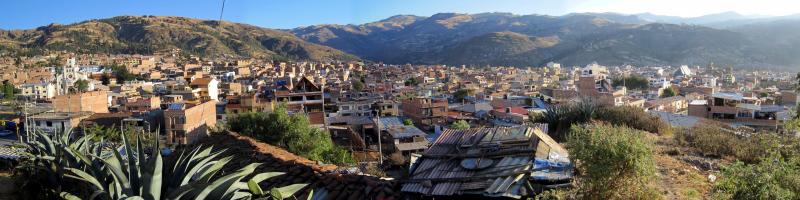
[1,0,799,199]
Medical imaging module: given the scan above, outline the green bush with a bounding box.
[227,104,355,165]
[450,120,470,130]
[567,123,660,199]
[714,153,800,199]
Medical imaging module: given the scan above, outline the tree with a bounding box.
[453,89,474,102]
[352,80,364,92]
[404,77,420,86]
[450,120,470,130]
[612,76,650,90]
[74,79,89,92]
[2,81,14,100]
[795,72,799,93]
[107,64,136,84]
[100,74,111,85]
[661,86,678,98]
[403,119,414,126]
[567,123,659,199]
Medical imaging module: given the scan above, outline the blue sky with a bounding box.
[2,0,798,30]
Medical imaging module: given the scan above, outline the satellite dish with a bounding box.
[460,158,493,170]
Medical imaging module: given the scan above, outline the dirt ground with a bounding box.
[649,134,724,200]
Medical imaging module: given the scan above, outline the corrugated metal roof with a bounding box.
[402,125,569,198]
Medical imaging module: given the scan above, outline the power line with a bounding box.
[218,0,226,33]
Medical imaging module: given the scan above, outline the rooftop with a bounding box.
[402,125,571,199]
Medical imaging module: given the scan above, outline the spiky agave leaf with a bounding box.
[270,184,309,200]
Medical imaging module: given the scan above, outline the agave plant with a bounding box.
[22,127,310,200]
[18,128,102,199]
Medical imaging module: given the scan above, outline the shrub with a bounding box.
[450,120,470,130]
[567,123,660,199]
[595,106,673,135]
[534,100,672,141]
[714,153,800,199]
[675,123,798,163]
[227,104,355,165]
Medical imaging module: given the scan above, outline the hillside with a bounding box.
[0,16,359,61]
[291,12,798,68]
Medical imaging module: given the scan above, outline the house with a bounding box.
[52,91,109,113]
[645,96,687,113]
[224,94,274,114]
[121,96,161,114]
[688,92,783,129]
[451,101,493,120]
[402,125,572,199]
[491,107,531,124]
[273,76,325,125]
[378,117,429,159]
[401,97,448,130]
[189,77,219,101]
[164,101,217,145]
[30,112,93,133]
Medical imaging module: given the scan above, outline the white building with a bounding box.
[19,82,56,100]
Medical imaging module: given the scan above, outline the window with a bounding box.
[46,121,53,127]
[290,96,303,101]
[341,106,350,110]
[175,116,186,124]
[714,98,724,106]
[306,95,322,100]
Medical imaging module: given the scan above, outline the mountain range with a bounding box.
[1,12,799,69]
[0,16,358,62]
[291,12,800,68]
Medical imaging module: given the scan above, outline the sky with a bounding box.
[1,0,799,30]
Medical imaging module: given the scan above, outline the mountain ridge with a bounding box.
[289,12,799,68]
[0,16,359,62]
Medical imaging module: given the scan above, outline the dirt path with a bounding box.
[649,134,717,199]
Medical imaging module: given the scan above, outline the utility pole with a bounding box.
[374,110,383,165]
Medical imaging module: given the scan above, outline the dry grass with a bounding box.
[649,134,714,199]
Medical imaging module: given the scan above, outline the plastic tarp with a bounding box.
[530,158,573,183]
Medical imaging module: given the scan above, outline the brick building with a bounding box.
[53,91,109,113]
[164,100,217,145]
[401,97,448,129]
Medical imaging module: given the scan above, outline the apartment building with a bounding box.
[18,82,56,100]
